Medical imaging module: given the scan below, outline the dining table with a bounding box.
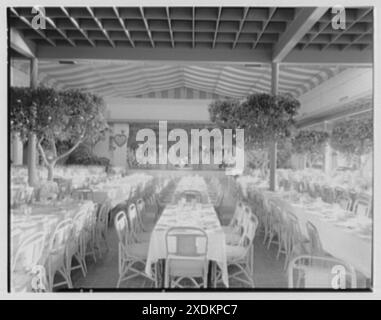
[255,188,372,279]
[11,199,96,292]
[145,177,229,288]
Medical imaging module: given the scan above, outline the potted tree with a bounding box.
[330,117,373,173]
[209,94,300,184]
[10,86,108,183]
[292,130,330,169]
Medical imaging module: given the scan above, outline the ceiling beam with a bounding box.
[11,8,56,47]
[212,7,222,49]
[321,7,372,51]
[10,27,36,58]
[36,46,272,64]
[283,47,372,64]
[113,7,135,48]
[272,7,328,62]
[60,7,95,47]
[166,7,175,48]
[140,8,155,48]
[253,7,276,49]
[86,7,115,48]
[232,7,249,49]
[36,44,372,65]
[40,7,76,47]
[192,7,195,49]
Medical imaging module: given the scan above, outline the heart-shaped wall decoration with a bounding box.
[113,134,127,147]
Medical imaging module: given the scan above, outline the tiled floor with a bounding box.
[67,196,288,291]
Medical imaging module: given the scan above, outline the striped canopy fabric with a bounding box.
[12,59,350,99]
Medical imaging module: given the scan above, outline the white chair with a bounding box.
[46,218,74,291]
[11,231,46,292]
[221,210,258,287]
[164,227,209,288]
[127,203,151,243]
[288,255,357,289]
[84,205,98,263]
[68,209,89,277]
[222,202,246,245]
[283,211,310,271]
[114,211,154,287]
[266,201,288,261]
[352,199,371,218]
[95,200,112,257]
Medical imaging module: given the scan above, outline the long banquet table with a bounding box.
[258,189,372,279]
[145,176,229,287]
[11,200,96,291]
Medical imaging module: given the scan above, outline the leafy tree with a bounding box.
[331,117,373,170]
[209,94,300,174]
[292,130,330,168]
[331,117,373,156]
[10,87,108,181]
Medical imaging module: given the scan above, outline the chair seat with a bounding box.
[226,245,246,262]
[167,259,206,277]
[225,233,241,245]
[128,241,149,259]
[222,226,236,233]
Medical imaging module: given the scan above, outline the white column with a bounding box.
[28,58,38,186]
[323,121,332,174]
[11,132,23,165]
[269,62,279,191]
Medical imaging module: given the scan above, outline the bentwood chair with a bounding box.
[266,201,288,260]
[283,211,310,270]
[288,255,357,289]
[352,199,371,218]
[11,231,46,292]
[95,200,112,257]
[127,203,151,243]
[222,211,258,287]
[222,202,245,245]
[179,190,203,204]
[164,227,209,288]
[305,221,325,256]
[336,194,352,211]
[68,209,89,277]
[47,218,74,291]
[114,211,154,287]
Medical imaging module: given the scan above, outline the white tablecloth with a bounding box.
[11,200,96,291]
[145,203,229,287]
[259,189,372,278]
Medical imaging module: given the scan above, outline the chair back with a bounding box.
[136,198,145,215]
[98,201,111,229]
[179,190,203,204]
[72,188,94,201]
[322,185,335,203]
[353,199,371,218]
[305,221,323,255]
[237,208,258,248]
[288,255,357,289]
[48,219,73,265]
[336,195,352,211]
[166,227,208,258]
[114,211,129,246]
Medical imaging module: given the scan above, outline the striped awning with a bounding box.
[12,59,351,99]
